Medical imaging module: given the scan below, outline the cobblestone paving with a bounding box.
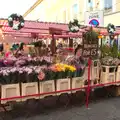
[0,89,120,120]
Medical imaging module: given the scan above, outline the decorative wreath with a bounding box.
[8,13,25,30]
[107,23,116,34]
[68,19,80,33]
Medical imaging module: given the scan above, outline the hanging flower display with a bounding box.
[83,27,99,44]
[8,13,25,30]
[68,19,80,33]
[107,23,116,34]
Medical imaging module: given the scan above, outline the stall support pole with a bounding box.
[86,58,92,108]
[51,34,56,54]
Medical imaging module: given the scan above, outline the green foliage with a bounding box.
[101,41,118,58]
[111,41,118,58]
[83,27,98,44]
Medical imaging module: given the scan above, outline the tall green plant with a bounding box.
[101,45,111,57]
[101,41,118,58]
[110,41,118,58]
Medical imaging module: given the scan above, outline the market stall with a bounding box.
[0,16,120,111]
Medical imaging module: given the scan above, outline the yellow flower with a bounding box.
[67,65,76,72]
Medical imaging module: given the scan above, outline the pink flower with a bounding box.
[38,71,45,80]
[49,65,57,72]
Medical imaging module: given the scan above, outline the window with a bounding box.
[72,4,78,19]
[88,0,93,11]
[104,0,112,12]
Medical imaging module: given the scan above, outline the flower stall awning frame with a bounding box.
[1,19,120,39]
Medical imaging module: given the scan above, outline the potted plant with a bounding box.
[20,66,39,101]
[100,42,120,85]
[83,27,99,44]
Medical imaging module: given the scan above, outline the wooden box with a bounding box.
[56,78,71,95]
[72,77,84,93]
[91,60,100,80]
[1,84,21,104]
[39,80,55,98]
[116,66,120,86]
[21,82,39,101]
[100,66,116,86]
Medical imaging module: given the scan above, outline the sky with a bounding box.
[0,0,37,19]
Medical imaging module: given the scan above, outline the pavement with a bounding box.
[0,87,120,120]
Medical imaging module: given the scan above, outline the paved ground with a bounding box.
[0,87,120,120]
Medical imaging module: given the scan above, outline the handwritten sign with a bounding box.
[82,38,98,58]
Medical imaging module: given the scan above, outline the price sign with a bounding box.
[82,38,98,58]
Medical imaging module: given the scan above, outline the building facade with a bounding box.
[25,0,120,27]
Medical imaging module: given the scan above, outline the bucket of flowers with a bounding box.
[20,66,42,101]
[50,63,76,95]
[0,67,21,104]
[38,67,56,98]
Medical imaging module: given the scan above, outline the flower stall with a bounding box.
[1,16,120,110]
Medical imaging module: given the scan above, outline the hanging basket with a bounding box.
[107,23,116,34]
[83,27,99,43]
[68,19,80,33]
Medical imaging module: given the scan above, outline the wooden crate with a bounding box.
[21,82,39,101]
[83,67,92,87]
[56,78,71,95]
[39,80,55,98]
[116,66,120,86]
[1,84,21,104]
[100,65,116,86]
[71,77,84,93]
[83,67,92,81]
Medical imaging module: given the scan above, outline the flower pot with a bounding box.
[56,78,71,95]
[1,83,21,104]
[72,77,84,93]
[39,80,55,98]
[116,66,120,86]
[21,82,39,101]
[100,65,116,86]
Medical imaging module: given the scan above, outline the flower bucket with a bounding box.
[56,78,71,95]
[21,82,39,101]
[1,83,21,104]
[72,77,84,93]
[100,65,116,86]
[39,80,55,98]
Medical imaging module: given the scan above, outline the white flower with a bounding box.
[19,71,23,74]
[74,26,79,31]
[17,14,21,17]
[78,21,81,25]
[27,69,33,74]
[71,20,74,23]
[35,68,41,73]
[21,22,24,26]
[13,24,19,30]
[70,27,74,31]
[2,70,9,76]
[8,17,13,21]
